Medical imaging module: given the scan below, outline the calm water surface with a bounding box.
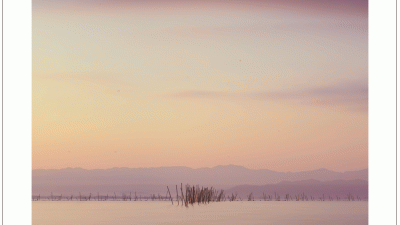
[33,201,367,225]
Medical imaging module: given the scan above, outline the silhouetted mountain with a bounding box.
[225,179,368,200]
[32,165,367,195]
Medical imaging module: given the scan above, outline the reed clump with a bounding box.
[164,184,227,207]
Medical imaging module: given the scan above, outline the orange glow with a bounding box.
[33,0,367,172]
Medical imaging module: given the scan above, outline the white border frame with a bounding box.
[2,0,397,224]
[370,0,397,224]
[3,0,32,224]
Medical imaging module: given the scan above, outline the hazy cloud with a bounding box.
[169,90,228,98]
[169,80,368,112]
[255,80,367,111]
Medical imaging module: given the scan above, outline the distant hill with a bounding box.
[32,165,367,195]
[225,179,368,200]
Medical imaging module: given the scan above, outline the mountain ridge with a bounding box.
[33,165,367,173]
[33,165,367,195]
[225,179,368,199]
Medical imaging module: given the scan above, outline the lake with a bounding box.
[33,201,368,225]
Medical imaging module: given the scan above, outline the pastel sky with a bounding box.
[33,0,368,172]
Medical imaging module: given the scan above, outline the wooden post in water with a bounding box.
[176,185,179,205]
[167,186,173,205]
[180,183,184,205]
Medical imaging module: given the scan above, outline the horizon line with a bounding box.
[32,164,368,173]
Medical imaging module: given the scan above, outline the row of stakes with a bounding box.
[33,184,367,206]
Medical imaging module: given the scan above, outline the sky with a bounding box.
[32,0,368,172]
